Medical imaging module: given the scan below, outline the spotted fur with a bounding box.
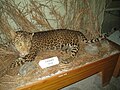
[10,29,105,68]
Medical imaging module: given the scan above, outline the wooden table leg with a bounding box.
[113,55,120,77]
[102,68,115,86]
[102,54,119,86]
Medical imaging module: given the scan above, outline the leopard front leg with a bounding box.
[23,51,38,62]
[10,47,38,68]
[10,58,26,68]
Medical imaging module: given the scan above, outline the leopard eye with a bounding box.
[27,42,31,47]
[19,43,22,46]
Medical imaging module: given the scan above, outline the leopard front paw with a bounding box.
[22,54,35,62]
[10,58,26,69]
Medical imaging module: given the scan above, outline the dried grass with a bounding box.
[0,0,103,42]
[1,0,36,32]
[0,15,18,43]
[29,0,53,30]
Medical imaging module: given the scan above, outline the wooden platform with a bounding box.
[17,53,120,90]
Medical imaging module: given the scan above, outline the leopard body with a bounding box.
[10,29,105,68]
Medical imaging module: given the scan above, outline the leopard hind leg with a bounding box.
[61,44,79,64]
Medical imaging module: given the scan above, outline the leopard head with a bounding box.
[13,31,33,57]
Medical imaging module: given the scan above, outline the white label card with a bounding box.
[39,56,59,69]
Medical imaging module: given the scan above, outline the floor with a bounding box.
[61,74,120,90]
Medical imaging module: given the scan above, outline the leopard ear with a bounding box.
[32,33,34,36]
[10,30,16,40]
[29,32,34,40]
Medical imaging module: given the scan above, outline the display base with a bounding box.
[17,53,120,90]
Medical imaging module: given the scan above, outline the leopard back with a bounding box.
[32,29,79,51]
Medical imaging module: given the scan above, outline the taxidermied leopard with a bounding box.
[10,29,105,68]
